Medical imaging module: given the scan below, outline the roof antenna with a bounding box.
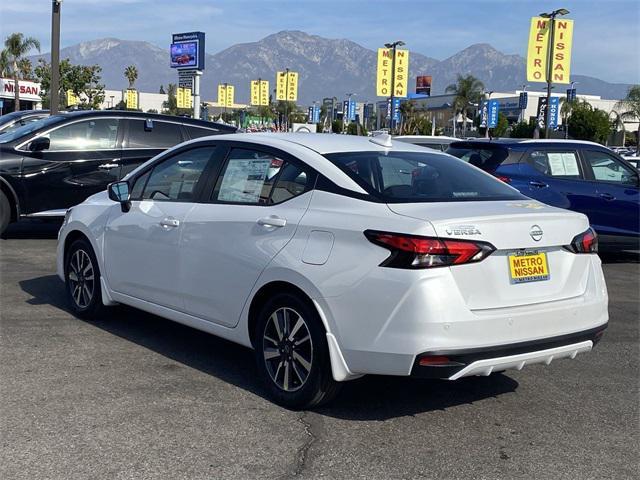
[369,133,393,147]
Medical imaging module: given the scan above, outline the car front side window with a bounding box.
[41,118,120,151]
[140,147,215,202]
[583,150,638,186]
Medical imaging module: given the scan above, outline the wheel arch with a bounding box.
[0,176,20,222]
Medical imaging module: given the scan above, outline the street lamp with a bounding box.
[540,8,570,138]
[384,40,405,133]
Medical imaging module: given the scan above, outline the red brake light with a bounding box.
[567,227,598,254]
[494,174,511,183]
[364,230,495,269]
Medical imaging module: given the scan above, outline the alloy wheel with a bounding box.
[67,249,95,309]
[263,307,314,392]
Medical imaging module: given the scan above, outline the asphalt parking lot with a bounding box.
[1,221,638,480]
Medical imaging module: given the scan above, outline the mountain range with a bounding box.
[31,30,633,105]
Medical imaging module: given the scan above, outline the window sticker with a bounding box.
[218,159,271,203]
[547,152,578,176]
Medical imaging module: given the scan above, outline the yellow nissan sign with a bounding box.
[218,84,234,107]
[250,80,269,106]
[276,71,298,102]
[376,48,409,97]
[66,89,78,107]
[125,89,138,109]
[527,16,573,84]
[177,87,192,109]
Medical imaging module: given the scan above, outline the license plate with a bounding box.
[508,251,550,284]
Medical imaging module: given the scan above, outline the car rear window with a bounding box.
[323,151,524,202]
[445,145,509,171]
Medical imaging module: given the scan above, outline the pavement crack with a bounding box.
[280,411,318,479]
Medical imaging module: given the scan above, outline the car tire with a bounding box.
[0,190,10,236]
[65,238,104,319]
[254,292,341,409]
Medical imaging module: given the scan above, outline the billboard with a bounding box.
[376,48,409,97]
[218,84,234,107]
[527,17,573,84]
[275,71,298,102]
[250,80,269,106]
[416,75,432,96]
[487,100,500,128]
[170,32,205,70]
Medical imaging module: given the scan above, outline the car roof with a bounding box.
[394,135,458,142]
[55,110,236,131]
[449,138,607,150]
[245,132,443,154]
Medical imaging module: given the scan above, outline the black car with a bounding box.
[0,110,50,136]
[0,110,236,234]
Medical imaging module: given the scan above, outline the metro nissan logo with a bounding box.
[530,225,543,242]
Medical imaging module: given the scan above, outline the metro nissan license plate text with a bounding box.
[508,251,550,284]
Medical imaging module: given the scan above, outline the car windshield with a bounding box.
[324,151,524,202]
[445,145,509,171]
[0,114,67,144]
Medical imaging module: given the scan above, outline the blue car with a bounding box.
[446,139,640,250]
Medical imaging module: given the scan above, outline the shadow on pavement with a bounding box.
[1,220,62,240]
[19,274,519,418]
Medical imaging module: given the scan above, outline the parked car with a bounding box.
[0,110,50,136]
[0,110,236,235]
[57,133,608,408]
[394,135,458,152]
[623,156,640,170]
[446,139,640,250]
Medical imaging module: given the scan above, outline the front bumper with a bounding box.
[410,323,607,379]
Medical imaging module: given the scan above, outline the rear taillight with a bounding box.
[565,227,598,254]
[364,230,496,269]
[494,174,511,183]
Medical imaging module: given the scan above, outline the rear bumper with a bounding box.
[410,323,607,379]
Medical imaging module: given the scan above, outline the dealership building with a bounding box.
[0,78,43,113]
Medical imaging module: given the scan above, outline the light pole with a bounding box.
[50,0,63,114]
[565,80,578,139]
[540,8,570,138]
[384,40,405,133]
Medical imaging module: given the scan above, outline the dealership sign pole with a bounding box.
[170,32,205,119]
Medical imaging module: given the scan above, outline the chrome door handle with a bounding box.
[160,217,180,228]
[98,162,120,170]
[257,216,287,228]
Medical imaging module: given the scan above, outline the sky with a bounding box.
[1,0,639,84]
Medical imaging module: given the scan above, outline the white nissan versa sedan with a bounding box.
[57,133,609,408]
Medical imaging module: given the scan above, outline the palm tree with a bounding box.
[0,49,10,77]
[445,74,484,136]
[4,33,41,111]
[614,85,640,155]
[608,110,626,147]
[124,65,138,90]
[16,58,32,80]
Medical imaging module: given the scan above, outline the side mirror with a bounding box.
[29,136,50,152]
[108,181,131,212]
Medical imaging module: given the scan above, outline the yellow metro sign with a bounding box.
[376,48,409,97]
[527,16,574,84]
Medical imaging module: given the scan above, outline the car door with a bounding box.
[179,144,316,327]
[19,117,123,214]
[103,145,218,309]
[519,148,595,216]
[118,118,185,179]
[580,149,640,237]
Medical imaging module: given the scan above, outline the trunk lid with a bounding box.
[388,200,592,310]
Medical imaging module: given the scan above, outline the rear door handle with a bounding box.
[257,216,287,228]
[599,193,615,201]
[160,217,180,228]
[529,180,548,188]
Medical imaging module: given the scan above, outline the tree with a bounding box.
[34,58,104,110]
[331,119,343,133]
[4,33,41,111]
[16,57,32,80]
[493,112,509,137]
[567,102,611,144]
[0,49,9,77]
[445,74,484,136]
[510,120,536,138]
[159,85,166,94]
[615,85,640,155]
[162,83,178,115]
[124,65,138,90]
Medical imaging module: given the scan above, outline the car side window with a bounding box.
[43,118,119,151]
[141,147,214,202]
[214,148,310,205]
[583,150,638,186]
[126,119,183,148]
[528,150,582,179]
[185,125,219,139]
